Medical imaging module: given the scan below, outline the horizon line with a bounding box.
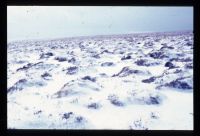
[8,29,193,43]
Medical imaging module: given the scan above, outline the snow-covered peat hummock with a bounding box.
[7,31,193,129]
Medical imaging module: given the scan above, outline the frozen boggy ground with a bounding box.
[7,31,193,130]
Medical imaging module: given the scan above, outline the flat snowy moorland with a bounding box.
[7,31,193,130]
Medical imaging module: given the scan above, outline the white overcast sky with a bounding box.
[7,6,193,41]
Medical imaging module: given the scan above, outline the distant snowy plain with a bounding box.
[7,31,193,129]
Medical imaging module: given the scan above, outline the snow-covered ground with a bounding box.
[7,31,193,130]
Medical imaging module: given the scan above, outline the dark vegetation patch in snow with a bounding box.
[144,41,154,47]
[34,63,56,70]
[119,51,125,54]
[68,57,76,63]
[185,63,193,69]
[164,61,175,69]
[87,102,101,109]
[101,62,114,67]
[41,72,52,80]
[92,54,100,59]
[154,38,161,42]
[112,67,146,77]
[34,110,42,115]
[7,79,46,93]
[150,112,159,119]
[66,66,78,75]
[16,62,56,72]
[55,56,67,62]
[128,91,163,105]
[129,119,148,130]
[108,94,124,107]
[99,73,108,77]
[165,79,192,90]
[75,116,84,123]
[29,80,47,87]
[135,59,149,66]
[149,52,166,59]
[142,76,156,83]
[53,89,74,98]
[16,62,43,71]
[101,49,113,54]
[146,96,160,105]
[121,55,131,60]
[82,76,96,82]
[173,69,183,74]
[62,112,73,120]
[52,79,97,98]
[8,79,27,93]
[16,60,27,64]
[135,59,159,67]
[52,82,75,98]
[170,57,192,62]
[185,41,193,46]
[40,52,54,59]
